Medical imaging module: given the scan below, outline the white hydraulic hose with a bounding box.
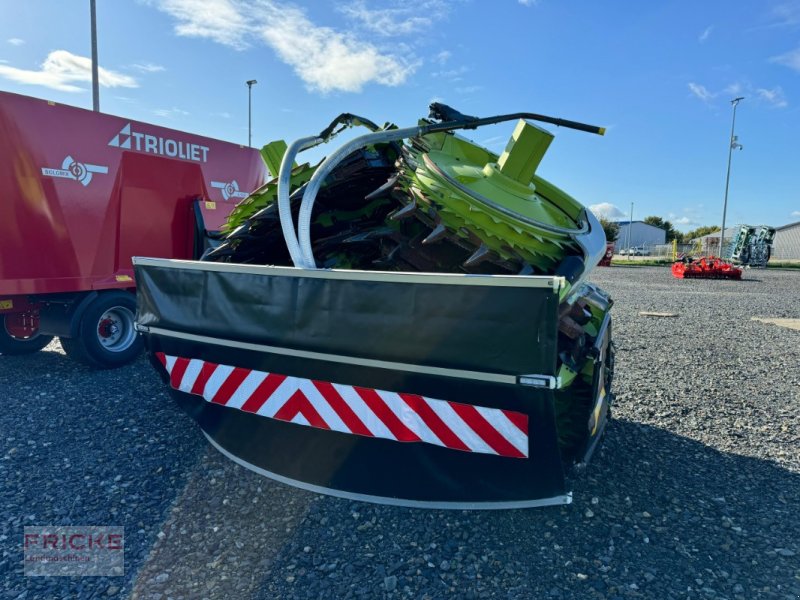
[297,126,424,269]
[277,135,322,268]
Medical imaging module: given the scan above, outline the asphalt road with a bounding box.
[1,266,798,599]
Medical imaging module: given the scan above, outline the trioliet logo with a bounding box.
[109,123,210,163]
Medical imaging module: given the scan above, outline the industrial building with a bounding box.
[691,227,738,256]
[615,220,667,249]
[773,221,800,260]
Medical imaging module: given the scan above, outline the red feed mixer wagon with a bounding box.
[0,91,267,367]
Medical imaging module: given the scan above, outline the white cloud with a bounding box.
[756,86,788,108]
[0,59,7,64]
[256,3,418,92]
[0,50,137,92]
[791,210,800,217]
[518,0,538,5]
[432,65,468,82]
[132,62,166,73]
[455,85,482,94]
[769,2,800,27]
[770,47,800,72]
[724,82,743,95]
[434,50,451,65]
[7,38,24,46]
[590,203,626,220]
[698,25,713,42]
[338,0,448,36]
[673,216,697,226]
[688,82,715,102]
[149,0,418,93]
[153,107,189,117]
[149,0,252,49]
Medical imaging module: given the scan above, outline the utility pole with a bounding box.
[246,80,257,147]
[90,0,100,112]
[626,202,633,250]
[719,97,744,257]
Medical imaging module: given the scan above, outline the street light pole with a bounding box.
[246,80,257,147]
[90,0,99,112]
[719,97,744,257]
[626,202,633,250]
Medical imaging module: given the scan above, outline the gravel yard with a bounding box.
[1,266,798,600]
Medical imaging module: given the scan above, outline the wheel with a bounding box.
[0,311,54,355]
[60,291,142,369]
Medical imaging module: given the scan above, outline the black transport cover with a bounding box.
[134,258,569,508]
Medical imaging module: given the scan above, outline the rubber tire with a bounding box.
[0,314,54,355]
[60,291,143,369]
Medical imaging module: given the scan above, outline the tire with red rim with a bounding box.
[0,311,54,355]
[60,291,142,369]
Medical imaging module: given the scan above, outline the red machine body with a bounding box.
[597,242,614,267]
[671,256,742,280]
[0,91,267,365]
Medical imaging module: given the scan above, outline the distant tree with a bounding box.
[643,215,682,243]
[599,217,620,242]
[683,225,721,241]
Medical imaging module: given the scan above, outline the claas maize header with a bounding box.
[134,104,615,508]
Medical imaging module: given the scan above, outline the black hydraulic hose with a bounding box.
[317,113,382,140]
[311,104,605,148]
[427,102,606,136]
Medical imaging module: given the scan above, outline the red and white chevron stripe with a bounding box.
[156,353,529,459]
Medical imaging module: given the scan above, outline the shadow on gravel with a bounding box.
[2,356,798,599]
[557,419,800,598]
[235,418,800,600]
[0,351,211,600]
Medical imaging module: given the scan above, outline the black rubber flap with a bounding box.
[146,336,568,505]
[135,260,569,505]
[135,262,559,376]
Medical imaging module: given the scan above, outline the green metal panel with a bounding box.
[497,119,553,184]
[259,140,289,176]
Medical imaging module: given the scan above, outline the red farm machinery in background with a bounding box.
[671,256,742,280]
[597,242,614,266]
[0,91,268,367]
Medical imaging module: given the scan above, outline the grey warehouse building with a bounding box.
[773,221,800,260]
[615,220,667,249]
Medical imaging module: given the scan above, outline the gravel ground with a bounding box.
[1,266,798,600]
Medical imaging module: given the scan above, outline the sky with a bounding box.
[1,0,799,231]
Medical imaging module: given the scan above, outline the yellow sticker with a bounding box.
[115,275,133,282]
[205,201,217,209]
[0,299,13,310]
[590,388,606,436]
